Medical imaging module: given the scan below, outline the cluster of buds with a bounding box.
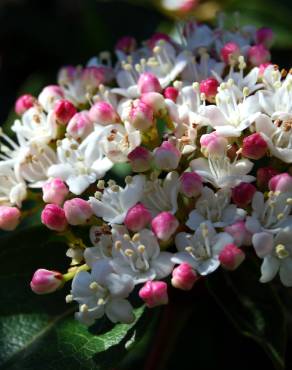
[1,14,292,328]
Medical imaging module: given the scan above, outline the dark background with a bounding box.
[0,1,292,369]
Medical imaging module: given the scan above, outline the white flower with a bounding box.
[71,259,135,325]
[186,187,246,229]
[12,106,58,146]
[110,228,174,284]
[89,175,145,224]
[190,156,254,188]
[182,22,214,52]
[173,222,233,275]
[252,227,292,286]
[85,225,114,263]
[246,191,292,234]
[255,113,292,163]
[48,132,113,195]
[142,171,179,216]
[97,123,141,163]
[201,83,261,136]
[0,162,27,207]
[261,64,281,91]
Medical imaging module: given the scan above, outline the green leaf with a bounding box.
[0,226,145,370]
[206,259,287,370]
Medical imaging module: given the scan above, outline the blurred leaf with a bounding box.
[207,259,287,370]
[0,225,145,370]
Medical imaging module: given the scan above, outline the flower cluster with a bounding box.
[2,15,292,326]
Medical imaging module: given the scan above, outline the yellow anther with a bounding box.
[125,176,133,184]
[94,191,102,200]
[97,180,105,190]
[277,213,284,220]
[89,282,99,291]
[65,294,73,303]
[110,185,120,192]
[123,234,131,241]
[138,244,145,253]
[276,244,290,259]
[115,241,122,250]
[286,198,292,205]
[125,248,134,257]
[132,233,140,242]
[80,304,88,313]
[185,246,193,253]
[243,87,249,97]
[98,298,105,305]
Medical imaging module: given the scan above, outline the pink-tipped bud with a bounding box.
[128,146,152,172]
[89,101,119,125]
[67,111,94,141]
[128,100,154,131]
[151,211,179,241]
[147,33,171,49]
[269,173,292,193]
[259,62,272,76]
[140,92,166,113]
[179,171,203,197]
[38,85,64,111]
[256,27,274,48]
[220,42,240,64]
[242,133,268,160]
[81,66,105,88]
[64,198,93,226]
[199,78,219,101]
[53,99,77,125]
[163,87,179,102]
[224,221,252,247]
[232,182,256,207]
[30,269,63,294]
[178,0,198,13]
[154,141,181,171]
[139,280,168,308]
[42,178,69,206]
[124,203,152,231]
[15,94,36,115]
[115,36,137,53]
[138,72,162,94]
[257,166,279,190]
[41,204,67,231]
[171,263,198,290]
[0,206,21,231]
[200,131,228,157]
[248,44,271,66]
[219,243,245,271]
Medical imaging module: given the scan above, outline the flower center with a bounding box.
[275,244,290,259]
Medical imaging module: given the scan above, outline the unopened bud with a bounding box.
[139,280,168,307]
[0,206,21,231]
[151,211,179,241]
[64,198,93,225]
[30,269,63,294]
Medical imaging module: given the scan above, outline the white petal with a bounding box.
[106,273,134,298]
[186,210,205,230]
[105,298,135,324]
[151,252,174,279]
[252,232,274,258]
[279,259,292,287]
[260,256,280,283]
[72,271,92,297]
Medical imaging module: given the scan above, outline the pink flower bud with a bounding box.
[171,263,198,290]
[15,94,36,115]
[89,101,119,125]
[200,132,228,157]
[232,182,256,207]
[242,133,268,160]
[53,99,77,125]
[0,206,21,231]
[178,0,198,13]
[220,42,240,64]
[256,27,274,48]
[147,33,171,49]
[140,92,166,113]
[179,171,203,197]
[38,85,64,111]
[257,166,279,190]
[138,72,162,94]
[139,280,168,308]
[219,244,245,271]
[127,146,152,172]
[64,198,93,225]
[224,221,252,247]
[154,141,181,171]
[259,62,272,76]
[81,66,105,88]
[30,269,63,294]
[124,203,152,231]
[41,204,67,231]
[42,178,69,205]
[128,100,154,131]
[67,111,94,140]
[199,78,219,101]
[269,173,292,193]
[248,44,271,66]
[151,211,179,241]
[115,36,137,53]
[163,87,179,102]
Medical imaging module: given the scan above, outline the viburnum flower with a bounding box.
[252,227,292,286]
[89,175,145,224]
[186,187,246,229]
[173,222,233,275]
[0,163,27,207]
[48,133,113,195]
[110,228,174,284]
[71,259,135,325]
